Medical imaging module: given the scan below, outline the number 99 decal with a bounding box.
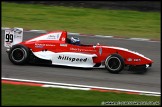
[4,28,23,48]
[4,30,14,47]
[5,34,14,43]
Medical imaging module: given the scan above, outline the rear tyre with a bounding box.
[105,54,125,74]
[8,45,30,65]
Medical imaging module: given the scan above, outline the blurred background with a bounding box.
[2,1,160,40]
[5,0,161,12]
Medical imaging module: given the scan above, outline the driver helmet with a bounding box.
[70,37,80,45]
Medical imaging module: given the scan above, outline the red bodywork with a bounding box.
[20,31,153,66]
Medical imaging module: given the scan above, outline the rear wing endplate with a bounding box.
[4,28,23,48]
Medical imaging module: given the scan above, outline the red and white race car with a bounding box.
[4,28,153,73]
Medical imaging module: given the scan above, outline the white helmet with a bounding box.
[70,37,80,45]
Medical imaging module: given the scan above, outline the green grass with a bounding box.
[2,2,160,40]
[2,84,160,106]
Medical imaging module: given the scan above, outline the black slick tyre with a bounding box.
[105,54,125,74]
[8,44,30,65]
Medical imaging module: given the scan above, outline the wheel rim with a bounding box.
[11,48,26,62]
[106,57,121,71]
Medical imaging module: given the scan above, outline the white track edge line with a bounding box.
[129,38,150,41]
[43,85,90,90]
[2,77,160,96]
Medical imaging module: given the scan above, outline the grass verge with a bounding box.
[2,83,160,106]
[2,2,160,40]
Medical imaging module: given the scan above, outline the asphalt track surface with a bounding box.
[1,30,161,92]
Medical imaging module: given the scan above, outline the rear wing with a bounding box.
[4,28,23,48]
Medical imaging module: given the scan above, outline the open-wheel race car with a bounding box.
[4,28,153,74]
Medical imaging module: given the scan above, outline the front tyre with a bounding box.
[8,45,30,65]
[105,54,125,74]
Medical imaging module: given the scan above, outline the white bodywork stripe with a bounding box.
[32,51,97,67]
[27,32,62,42]
[103,46,152,61]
